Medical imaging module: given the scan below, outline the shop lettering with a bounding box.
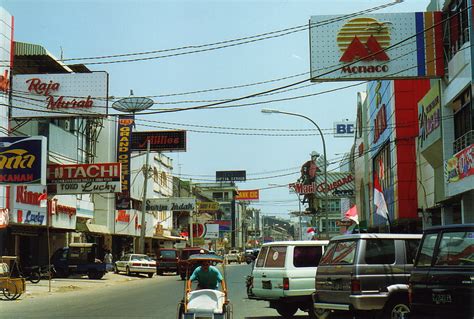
[50,164,120,180]
[373,105,387,143]
[342,65,389,74]
[289,182,317,195]
[16,186,42,206]
[81,181,117,193]
[118,126,131,192]
[47,95,93,109]
[146,200,168,211]
[171,203,195,211]
[56,204,76,218]
[419,96,441,147]
[0,149,36,169]
[0,174,34,182]
[0,70,10,92]
[317,174,354,192]
[116,210,130,223]
[26,78,60,96]
[24,211,45,225]
[138,136,180,148]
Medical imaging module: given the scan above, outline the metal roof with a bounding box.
[13,41,73,74]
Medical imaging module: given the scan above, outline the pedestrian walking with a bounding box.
[104,250,113,272]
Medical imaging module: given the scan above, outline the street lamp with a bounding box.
[261,108,329,240]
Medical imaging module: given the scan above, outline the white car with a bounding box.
[114,254,156,278]
[225,250,241,264]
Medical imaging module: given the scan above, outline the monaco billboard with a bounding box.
[309,12,444,81]
[12,72,108,118]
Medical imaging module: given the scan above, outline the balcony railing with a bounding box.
[453,130,474,153]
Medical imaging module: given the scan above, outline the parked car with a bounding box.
[312,233,421,319]
[156,248,179,275]
[178,247,208,280]
[51,243,106,279]
[114,254,156,278]
[226,249,241,264]
[248,240,329,318]
[409,224,474,319]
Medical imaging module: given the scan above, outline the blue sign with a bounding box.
[334,122,355,137]
[0,136,47,184]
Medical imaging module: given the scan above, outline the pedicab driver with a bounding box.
[186,259,227,294]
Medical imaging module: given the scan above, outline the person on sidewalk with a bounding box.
[104,250,113,272]
[186,260,227,293]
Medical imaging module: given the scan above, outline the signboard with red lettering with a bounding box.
[0,136,47,185]
[445,144,474,183]
[11,72,108,118]
[130,130,186,152]
[116,116,133,210]
[235,189,259,201]
[310,12,444,81]
[47,163,121,194]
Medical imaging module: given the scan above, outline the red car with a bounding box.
[156,248,178,275]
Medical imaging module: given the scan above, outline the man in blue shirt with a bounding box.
[186,260,227,293]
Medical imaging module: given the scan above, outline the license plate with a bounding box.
[262,280,272,289]
[432,292,452,304]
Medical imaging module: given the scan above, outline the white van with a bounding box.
[248,240,329,318]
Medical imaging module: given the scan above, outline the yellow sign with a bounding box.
[197,202,219,212]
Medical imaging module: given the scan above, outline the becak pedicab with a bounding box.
[177,254,232,319]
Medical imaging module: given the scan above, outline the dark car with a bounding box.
[409,224,474,319]
[312,233,421,319]
[156,248,178,275]
[51,243,106,279]
[244,248,260,264]
[177,247,208,280]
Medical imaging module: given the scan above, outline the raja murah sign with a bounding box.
[309,12,444,81]
[12,72,108,118]
[47,163,121,194]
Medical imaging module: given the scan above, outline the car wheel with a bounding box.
[382,296,410,319]
[126,266,131,276]
[29,270,41,284]
[148,273,153,278]
[157,270,163,276]
[275,304,298,319]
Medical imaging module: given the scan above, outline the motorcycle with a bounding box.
[21,265,56,284]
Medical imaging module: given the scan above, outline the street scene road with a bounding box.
[1,264,311,319]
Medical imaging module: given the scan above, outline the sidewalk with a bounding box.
[18,272,149,300]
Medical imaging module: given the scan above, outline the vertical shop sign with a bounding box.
[116,116,134,209]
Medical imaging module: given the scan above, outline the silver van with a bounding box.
[249,240,329,318]
[312,233,421,319]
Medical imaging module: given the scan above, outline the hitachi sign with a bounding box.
[48,163,120,181]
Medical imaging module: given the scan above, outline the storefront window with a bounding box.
[443,0,470,61]
[452,88,473,153]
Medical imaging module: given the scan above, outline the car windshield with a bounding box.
[160,250,177,258]
[131,255,151,261]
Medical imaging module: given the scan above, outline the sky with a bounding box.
[3,0,431,219]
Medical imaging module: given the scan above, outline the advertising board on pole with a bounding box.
[216,170,246,182]
[197,202,219,212]
[0,136,47,185]
[235,189,259,201]
[309,12,444,81]
[12,72,108,118]
[116,116,134,210]
[47,163,121,194]
[130,130,186,152]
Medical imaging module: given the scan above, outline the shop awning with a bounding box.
[77,222,110,234]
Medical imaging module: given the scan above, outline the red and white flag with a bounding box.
[38,192,47,208]
[344,205,359,224]
[373,172,389,219]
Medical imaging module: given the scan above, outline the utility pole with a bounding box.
[139,140,150,254]
[189,179,193,247]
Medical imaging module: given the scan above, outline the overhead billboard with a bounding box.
[216,170,246,182]
[130,130,186,152]
[47,163,121,194]
[12,72,108,118]
[0,136,47,185]
[334,121,355,138]
[309,12,444,81]
[197,202,219,212]
[235,189,259,201]
[116,116,133,210]
[145,197,196,211]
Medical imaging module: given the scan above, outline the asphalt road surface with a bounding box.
[1,264,313,319]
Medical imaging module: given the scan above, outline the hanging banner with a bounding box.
[116,116,134,210]
[310,12,444,81]
[47,163,121,194]
[145,197,196,211]
[445,144,474,183]
[0,136,47,185]
[235,189,259,201]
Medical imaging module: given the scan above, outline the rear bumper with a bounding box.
[130,266,155,273]
[312,292,387,311]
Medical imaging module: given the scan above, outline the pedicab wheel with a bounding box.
[2,282,18,301]
[177,301,185,319]
[223,303,232,319]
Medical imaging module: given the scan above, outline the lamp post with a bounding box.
[261,109,329,240]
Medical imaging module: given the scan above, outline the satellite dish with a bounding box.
[112,96,154,113]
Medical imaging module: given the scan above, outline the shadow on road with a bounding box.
[244,316,310,319]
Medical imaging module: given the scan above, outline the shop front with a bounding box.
[113,209,154,259]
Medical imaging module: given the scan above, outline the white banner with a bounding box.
[145,197,196,211]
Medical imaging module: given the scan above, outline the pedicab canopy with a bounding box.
[187,254,224,264]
